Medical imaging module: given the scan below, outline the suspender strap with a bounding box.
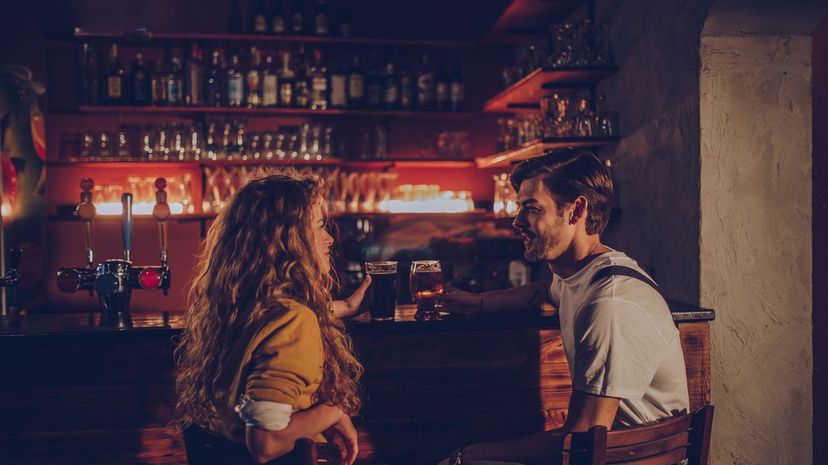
[589,265,665,301]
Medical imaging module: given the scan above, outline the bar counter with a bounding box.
[0,304,714,465]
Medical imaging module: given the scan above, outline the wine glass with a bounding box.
[409,260,445,320]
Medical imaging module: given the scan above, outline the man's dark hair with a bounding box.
[510,148,614,235]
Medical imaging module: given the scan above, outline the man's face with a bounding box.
[512,177,573,262]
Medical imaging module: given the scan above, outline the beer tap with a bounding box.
[57,177,172,327]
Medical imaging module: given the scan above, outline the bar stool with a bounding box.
[562,405,714,465]
[183,425,342,465]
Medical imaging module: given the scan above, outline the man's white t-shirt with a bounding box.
[549,250,690,426]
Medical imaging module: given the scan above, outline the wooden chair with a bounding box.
[183,425,343,465]
[562,405,714,465]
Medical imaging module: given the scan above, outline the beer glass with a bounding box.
[365,261,398,321]
[409,260,444,320]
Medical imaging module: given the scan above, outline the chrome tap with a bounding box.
[57,178,172,327]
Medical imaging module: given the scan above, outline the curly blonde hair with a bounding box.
[175,174,362,428]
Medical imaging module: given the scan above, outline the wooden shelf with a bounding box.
[47,159,477,169]
[474,137,619,168]
[72,29,475,49]
[484,66,618,113]
[485,0,585,44]
[76,105,472,119]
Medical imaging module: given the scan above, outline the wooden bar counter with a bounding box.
[0,304,714,465]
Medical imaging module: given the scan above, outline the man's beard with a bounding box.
[523,231,559,262]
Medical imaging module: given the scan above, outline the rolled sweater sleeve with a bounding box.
[244,306,325,408]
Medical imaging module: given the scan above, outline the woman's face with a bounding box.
[310,203,334,274]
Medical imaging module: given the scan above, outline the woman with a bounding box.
[176,174,369,465]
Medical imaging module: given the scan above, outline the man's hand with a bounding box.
[323,415,359,465]
[437,285,484,315]
[332,275,372,318]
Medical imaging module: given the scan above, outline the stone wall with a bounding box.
[700,34,813,465]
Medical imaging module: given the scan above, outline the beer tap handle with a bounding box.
[121,193,133,262]
[152,178,171,267]
[0,248,21,288]
[76,177,96,267]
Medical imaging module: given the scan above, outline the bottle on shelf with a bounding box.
[398,58,414,110]
[416,53,435,111]
[166,55,184,106]
[225,51,244,107]
[271,0,287,34]
[246,47,263,108]
[278,50,296,106]
[105,43,125,105]
[204,50,224,107]
[435,63,450,111]
[338,1,354,37]
[150,57,167,105]
[130,52,151,105]
[79,42,99,106]
[289,0,305,35]
[262,54,279,107]
[309,49,328,110]
[365,53,382,109]
[293,46,311,108]
[313,0,330,35]
[382,60,400,110]
[347,54,365,109]
[185,44,204,106]
[450,64,464,112]
[329,58,347,109]
[228,0,243,34]
[251,0,269,34]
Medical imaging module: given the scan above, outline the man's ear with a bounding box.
[569,196,588,224]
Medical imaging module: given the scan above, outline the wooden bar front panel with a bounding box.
[0,322,710,465]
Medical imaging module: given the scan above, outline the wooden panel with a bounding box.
[679,323,711,409]
[0,321,710,465]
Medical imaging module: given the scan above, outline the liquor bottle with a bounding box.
[449,65,464,112]
[228,0,243,34]
[130,52,151,105]
[246,47,263,108]
[105,44,125,105]
[185,44,204,106]
[416,53,435,110]
[166,56,183,105]
[398,60,414,110]
[365,55,382,109]
[347,54,365,108]
[382,61,400,110]
[293,46,310,108]
[289,0,305,35]
[329,59,347,109]
[262,54,279,107]
[338,1,354,37]
[204,50,224,107]
[435,63,449,111]
[79,42,100,105]
[278,51,295,106]
[150,58,167,105]
[271,0,287,34]
[226,52,244,107]
[313,0,330,35]
[251,0,268,34]
[309,49,328,110]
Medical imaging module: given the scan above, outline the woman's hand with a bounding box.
[331,275,372,318]
[437,285,484,315]
[324,415,359,465]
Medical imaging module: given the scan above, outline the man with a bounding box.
[437,149,689,465]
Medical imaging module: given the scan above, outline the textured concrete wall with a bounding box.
[593,0,712,304]
[700,35,813,464]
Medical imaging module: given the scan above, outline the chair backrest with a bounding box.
[563,405,714,465]
[183,425,342,465]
